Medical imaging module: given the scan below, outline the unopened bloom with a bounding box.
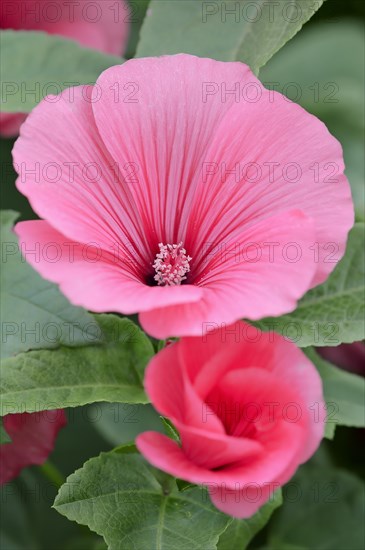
[136,321,325,518]
[0,410,66,484]
[0,0,130,136]
[14,55,353,338]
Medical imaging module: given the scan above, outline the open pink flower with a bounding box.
[14,55,353,338]
[0,410,67,484]
[0,0,130,136]
[136,321,325,518]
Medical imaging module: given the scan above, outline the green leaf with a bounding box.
[54,449,231,550]
[124,0,150,59]
[260,20,364,124]
[0,315,154,415]
[0,418,11,444]
[305,348,365,429]
[136,0,324,73]
[268,463,365,550]
[323,420,336,441]
[161,417,180,443]
[256,224,365,347]
[0,31,122,113]
[217,490,282,550]
[260,20,364,220]
[0,210,99,359]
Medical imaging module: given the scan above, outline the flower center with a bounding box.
[153,242,192,286]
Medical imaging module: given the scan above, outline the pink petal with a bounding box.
[186,86,353,288]
[0,410,66,484]
[176,422,262,470]
[178,324,246,390]
[177,322,274,398]
[208,483,274,519]
[202,368,311,484]
[15,220,202,313]
[136,427,299,490]
[92,55,252,249]
[144,344,224,434]
[268,338,325,462]
[136,432,214,484]
[13,86,147,260]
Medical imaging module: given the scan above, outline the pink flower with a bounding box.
[0,410,67,484]
[14,55,353,339]
[136,321,325,518]
[0,0,130,136]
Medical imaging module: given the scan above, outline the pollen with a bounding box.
[153,242,192,286]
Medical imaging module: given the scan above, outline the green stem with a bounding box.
[39,460,65,488]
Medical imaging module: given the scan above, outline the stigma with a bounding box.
[153,242,192,286]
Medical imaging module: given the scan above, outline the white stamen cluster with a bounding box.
[153,242,192,286]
